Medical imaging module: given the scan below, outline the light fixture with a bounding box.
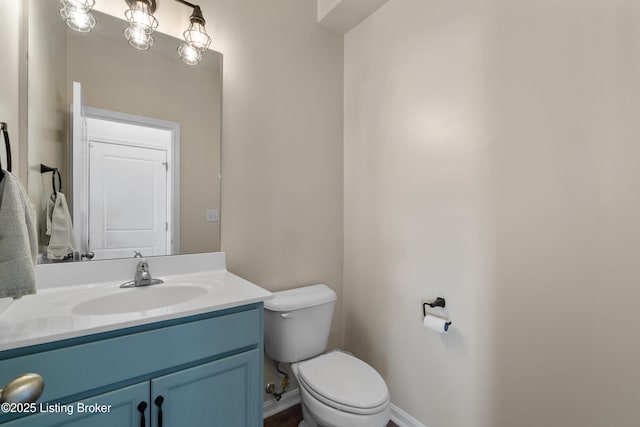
[60,0,212,65]
[59,0,96,33]
[176,1,212,65]
[124,0,159,50]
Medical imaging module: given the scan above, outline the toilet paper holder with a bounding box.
[422,297,446,317]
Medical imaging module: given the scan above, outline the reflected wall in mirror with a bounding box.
[27,2,222,263]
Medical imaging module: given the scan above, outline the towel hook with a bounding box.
[1,122,12,181]
[40,164,62,196]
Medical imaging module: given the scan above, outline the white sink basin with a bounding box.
[72,285,209,315]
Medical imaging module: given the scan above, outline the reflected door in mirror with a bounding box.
[89,140,169,260]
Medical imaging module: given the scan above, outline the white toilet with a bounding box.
[264,284,391,427]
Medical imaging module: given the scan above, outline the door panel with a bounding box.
[151,350,260,427]
[89,142,168,259]
[2,382,149,427]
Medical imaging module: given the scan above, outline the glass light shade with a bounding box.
[59,0,96,32]
[178,42,203,66]
[182,21,211,52]
[124,1,158,35]
[124,26,154,51]
[60,0,94,12]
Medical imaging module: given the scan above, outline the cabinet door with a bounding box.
[151,350,260,427]
[2,382,149,427]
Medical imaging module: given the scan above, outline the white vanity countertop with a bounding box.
[0,253,273,352]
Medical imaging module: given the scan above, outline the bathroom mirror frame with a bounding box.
[26,2,222,263]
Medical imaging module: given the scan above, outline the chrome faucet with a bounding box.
[120,260,164,288]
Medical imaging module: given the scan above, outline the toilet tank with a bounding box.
[264,284,337,363]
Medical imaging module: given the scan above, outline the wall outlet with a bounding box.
[206,209,219,222]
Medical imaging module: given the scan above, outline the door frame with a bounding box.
[72,106,181,255]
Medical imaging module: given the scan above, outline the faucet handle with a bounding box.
[121,259,163,288]
[137,260,152,280]
[133,250,143,258]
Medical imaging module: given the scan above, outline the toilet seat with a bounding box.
[295,351,389,415]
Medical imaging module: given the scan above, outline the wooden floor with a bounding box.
[264,404,399,427]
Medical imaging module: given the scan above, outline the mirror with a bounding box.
[27,2,221,263]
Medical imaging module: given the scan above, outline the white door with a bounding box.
[89,142,168,260]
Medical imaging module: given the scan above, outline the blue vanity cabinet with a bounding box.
[0,304,264,427]
[151,349,260,426]
[1,383,149,427]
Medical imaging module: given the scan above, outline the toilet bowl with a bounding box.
[264,284,391,427]
[292,351,390,427]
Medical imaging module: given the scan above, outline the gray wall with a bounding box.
[344,0,640,426]
[27,0,67,243]
[0,0,26,184]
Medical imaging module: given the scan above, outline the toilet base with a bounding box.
[300,402,318,427]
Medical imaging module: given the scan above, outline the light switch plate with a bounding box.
[206,209,219,222]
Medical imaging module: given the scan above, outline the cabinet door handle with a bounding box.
[137,401,147,427]
[154,395,164,427]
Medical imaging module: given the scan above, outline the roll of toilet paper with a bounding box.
[423,313,451,334]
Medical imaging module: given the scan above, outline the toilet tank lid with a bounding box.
[264,284,337,312]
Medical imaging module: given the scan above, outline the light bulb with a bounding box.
[178,42,203,65]
[183,21,211,52]
[125,0,158,34]
[71,10,89,27]
[124,26,154,50]
[60,0,96,32]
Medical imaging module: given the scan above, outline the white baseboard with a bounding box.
[263,390,425,427]
[391,403,427,427]
[263,388,301,419]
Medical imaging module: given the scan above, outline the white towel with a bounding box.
[0,171,37,299]
[45,192,77,260]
